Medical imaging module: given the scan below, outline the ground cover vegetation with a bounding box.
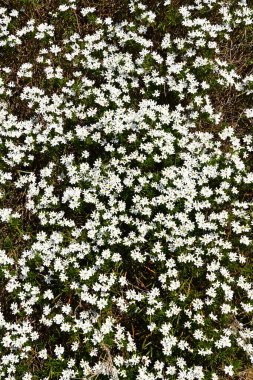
[0,0,253,378]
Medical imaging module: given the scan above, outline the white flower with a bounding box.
[71,342,79,351]
[240,236,251,245]
[53,314,64,324]
[54,344,64,359]
[245,108,253,118]
[23,373,32,380]
[147,322,156,332]
[161,335,177,355]
[224,365,234,376]
[43,290,54,300]
[38,349,48,360]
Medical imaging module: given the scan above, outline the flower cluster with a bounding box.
[0,0,252,379]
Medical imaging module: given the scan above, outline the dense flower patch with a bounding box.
[0,0,253,379]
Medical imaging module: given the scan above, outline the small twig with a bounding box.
[89,345,119,379]
[144,265,155,274]
[75,11,81,35]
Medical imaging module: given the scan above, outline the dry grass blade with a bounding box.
[238,368,253,380]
